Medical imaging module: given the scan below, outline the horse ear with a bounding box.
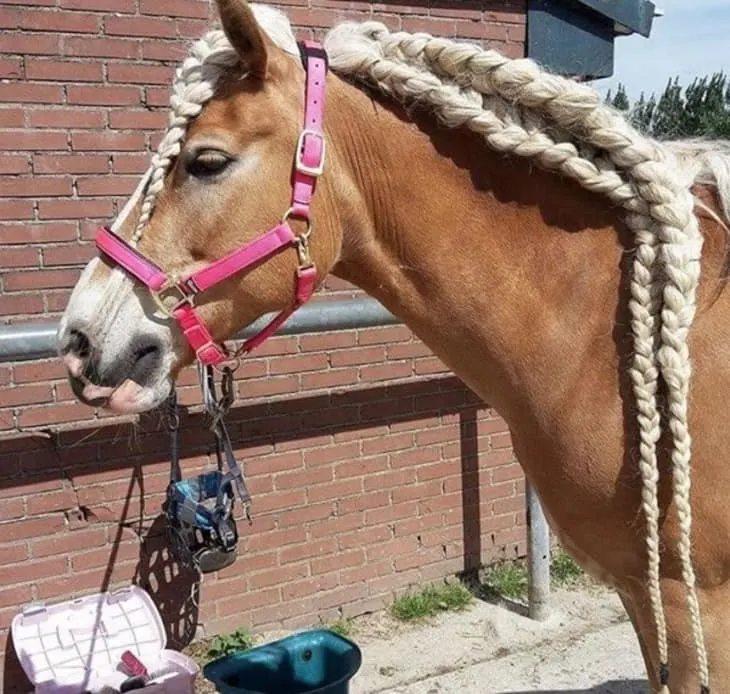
[214,0,270,78]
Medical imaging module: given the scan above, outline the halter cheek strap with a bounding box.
[94,40,328,367]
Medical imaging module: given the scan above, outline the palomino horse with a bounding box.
[56,0,730,690]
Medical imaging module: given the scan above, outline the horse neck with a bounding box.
[327,76,629,423]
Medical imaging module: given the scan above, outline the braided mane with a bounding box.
[127,6,730,690]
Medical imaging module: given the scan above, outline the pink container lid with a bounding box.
[11,585,167,693]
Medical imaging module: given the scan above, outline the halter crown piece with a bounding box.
[95,40,329,366]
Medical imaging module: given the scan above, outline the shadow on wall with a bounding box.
[1,376,515,693]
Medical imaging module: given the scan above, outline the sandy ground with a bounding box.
[195,582,649,693]
[347,584,647,694]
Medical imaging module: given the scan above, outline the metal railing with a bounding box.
[0,296,551,619]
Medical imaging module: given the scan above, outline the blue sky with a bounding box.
[592,0,730,102]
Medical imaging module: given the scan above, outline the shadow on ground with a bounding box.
[499,681,648,694]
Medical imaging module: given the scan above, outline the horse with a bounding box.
[55,0,730,690]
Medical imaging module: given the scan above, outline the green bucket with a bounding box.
[203,629,362,694]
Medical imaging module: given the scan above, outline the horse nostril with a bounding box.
[68,328,91,359]
[129,340,162,385]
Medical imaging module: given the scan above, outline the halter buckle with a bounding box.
[152,282,195,317]
[294,129,326,177]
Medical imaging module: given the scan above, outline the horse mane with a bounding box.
[126,6,730,688]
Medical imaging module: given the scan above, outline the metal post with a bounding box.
[527,479,551,620]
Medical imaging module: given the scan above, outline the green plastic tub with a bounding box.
[203,629,362,694]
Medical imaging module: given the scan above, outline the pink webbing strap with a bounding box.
[184,223,296,293]
[96,226,167,291]
[238,264,318,354]
[290,40,328,220]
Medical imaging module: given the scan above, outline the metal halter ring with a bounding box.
[152,283,195,318]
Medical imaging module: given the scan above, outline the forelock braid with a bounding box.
[324,20,709,690]
[130,30,239,246]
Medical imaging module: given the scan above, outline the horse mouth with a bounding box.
[69,375,152,414]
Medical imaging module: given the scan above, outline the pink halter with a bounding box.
[94,41,328,367]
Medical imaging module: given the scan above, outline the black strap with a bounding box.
[167,386,181,484]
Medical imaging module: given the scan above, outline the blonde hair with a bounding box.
[117,6,730,689]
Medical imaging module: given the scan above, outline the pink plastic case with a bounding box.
[11,585,199,694]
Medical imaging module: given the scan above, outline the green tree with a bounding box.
[608,71,730,139]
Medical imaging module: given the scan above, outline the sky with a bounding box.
[592,0,730,103]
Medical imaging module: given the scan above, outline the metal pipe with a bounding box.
[0,294,551,616]
[527,480,551,621]
[0,297,399,363]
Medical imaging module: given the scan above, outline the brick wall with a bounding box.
[0,1,526,690]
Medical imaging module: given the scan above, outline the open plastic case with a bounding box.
[11,586,199,694]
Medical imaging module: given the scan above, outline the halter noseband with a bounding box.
[94,40,328,366]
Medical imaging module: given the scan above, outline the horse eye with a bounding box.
[187,150,232,178]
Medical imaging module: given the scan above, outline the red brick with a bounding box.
[140,0,209,18]
[111,153,148,173]
[0,556,68,587]
[64,36,140,59]
[4,268,81,291]
[176,18,209,39]
[338,490,390,516]
[142,41,186,62]
[35,153,108,175]
[67,85,141,106]
[42,244,95,266]
[0,176,71,197]
[0,294,44,316]
[0,9,20,27]
[0,542,29,566]
[244,375,299,399]
[508,23,526,42]
[248,562,308,591]
[36,569,104,600]
[0,222,77,244]
[0,57,21,79]
[144,86,172,107]
[72,131,145,151]
[282,572,339,601]
[108,110,167,130]
[71,541,138,571]
[358,325,411,345]
[17,402,94,428]
[0,584,32,610]
[485,10,526,24]
[270,353,328,375]
[27,489,78,515]
[279,538,337,565]
[274,465,332,491]
[299,332,356,352]
[0,497,24,519]
[28,60,102,84]
[300,368,358,390]
[105,15,177,38]
[0,82,63,104]
[334,455,389,479]
[22,10,101,33]
[38,198,114,219]
[108,63,174,85]
[0,108,24,127]
[77,175,139,197]
[364,468,417,493]
[31,527,106,558]
[0,154,28,173]
[0,515,65,543]
[0,384,52,407]
[0,129,67,151]
[61,0,136,10]
[254,489,306,514]
[304,441,360,467]
[0,199,33,220]
[0,33,59,55]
